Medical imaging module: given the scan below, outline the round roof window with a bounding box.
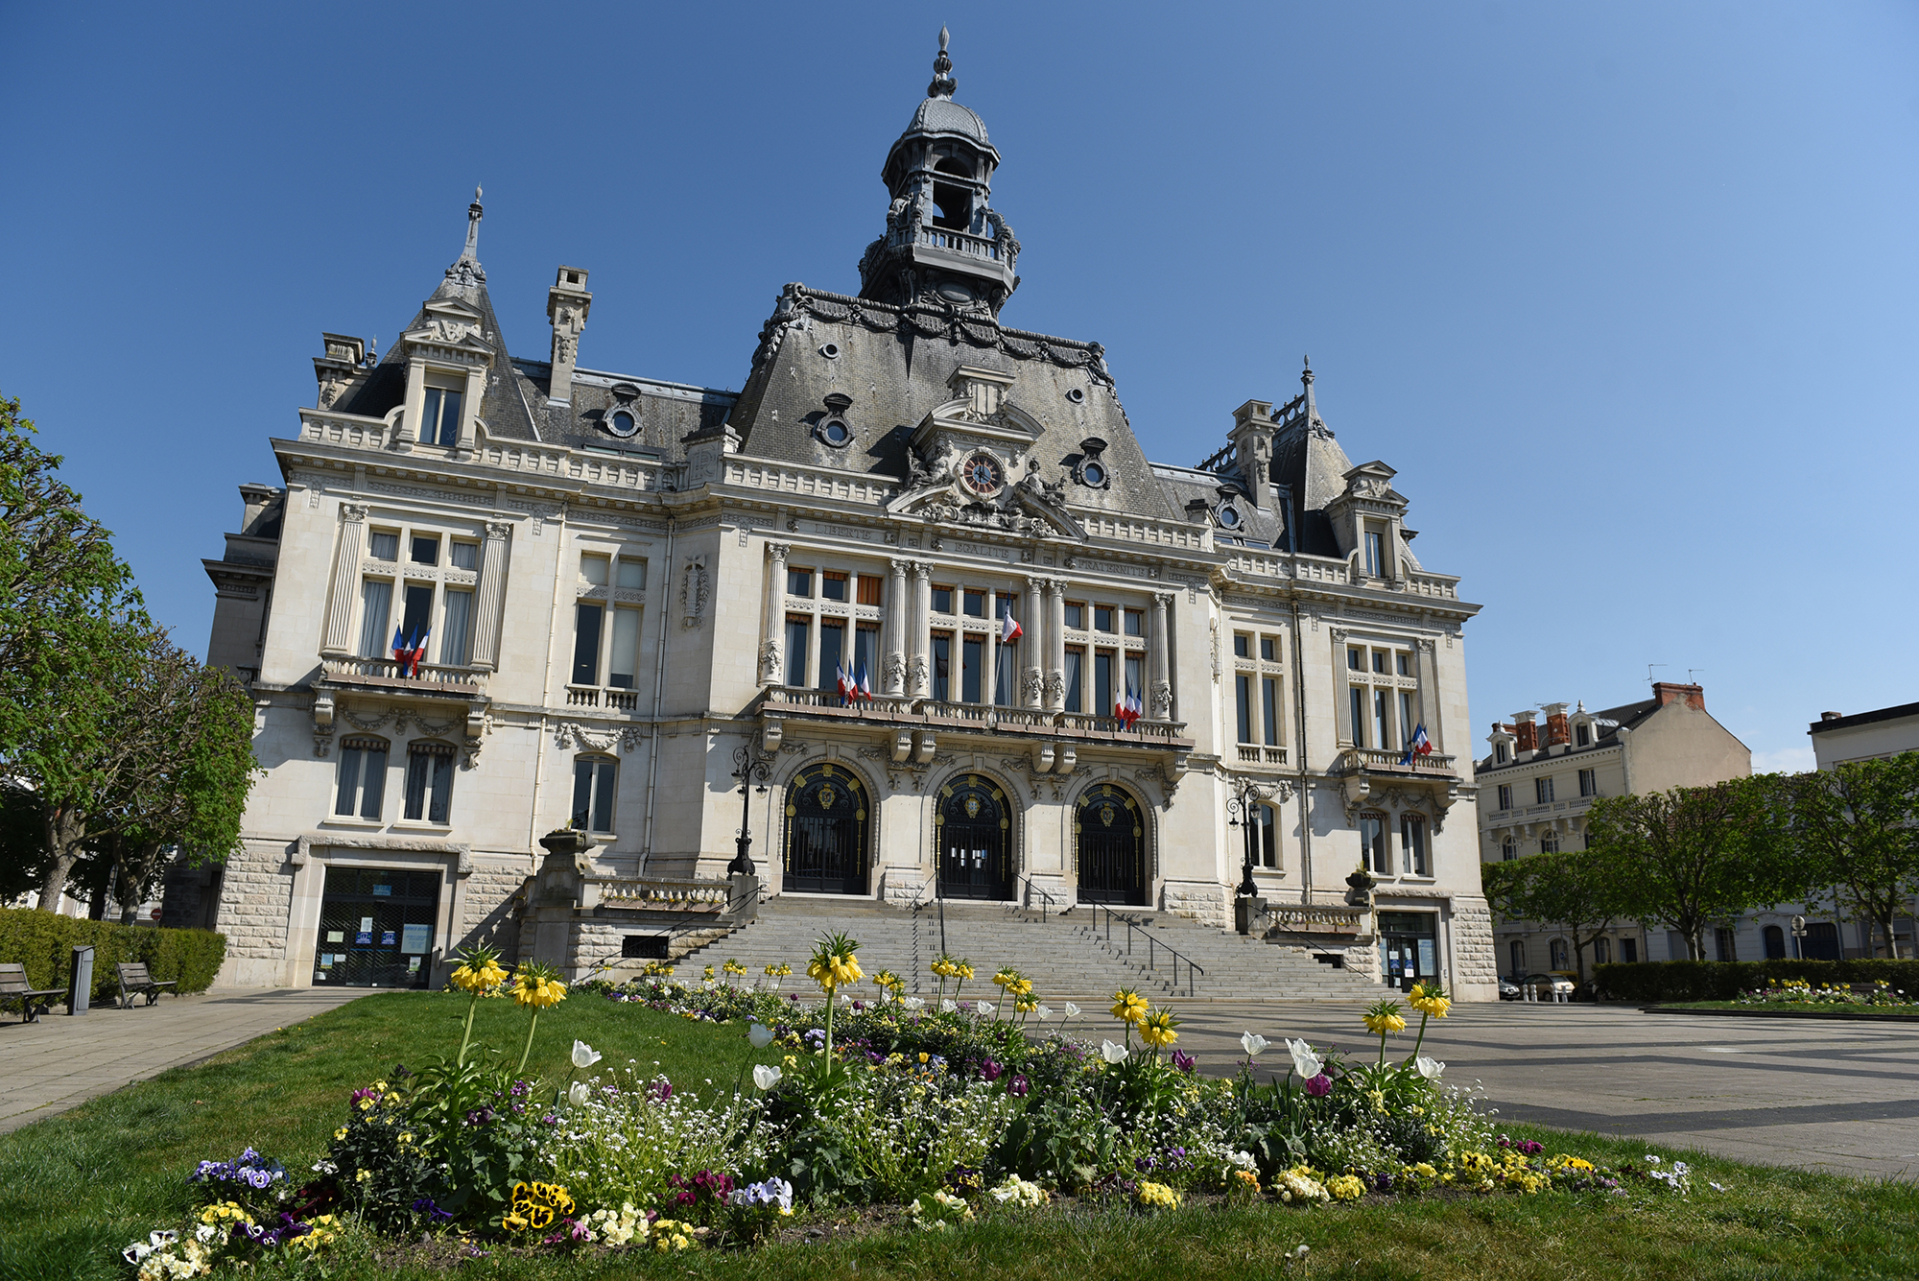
[1081,461,1106,487]
[820,419,851,447]
[1218,504,1241,528]
[1066,387,1086,404]
[608,410,638,438]
[819,342,841,359]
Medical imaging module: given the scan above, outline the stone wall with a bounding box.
[213,839,297,985]
[1161,879,1230,929]
[454,860,530,961]
[1451,895,1498,998]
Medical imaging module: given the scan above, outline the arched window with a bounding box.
[936,774,1010,900]
[572,755,617,834]
[931,157,974,230]
[403,741,457,824]
[1501,836,1517,862]
[335,736,388,819]
[783,763,869,895]
[1076,783,1147,905]
[1763,924,1786,960]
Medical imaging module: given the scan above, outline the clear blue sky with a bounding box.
[4,3,1914,774]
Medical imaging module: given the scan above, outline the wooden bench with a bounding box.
[0,962,66,1023]
[115,961,177,1009]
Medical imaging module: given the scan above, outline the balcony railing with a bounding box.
[1236,745,1289,766]
[321,656,487,694]
[1341,747,1458,774]
[567,685,641,711]
[889,223,1006,264]
[592,876,735,909]
[761,687,1189,745]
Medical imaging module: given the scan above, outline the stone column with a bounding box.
[910,562,933,697]
[1329,627,1353,745]
[320,502,368,656]
[984,588,999,707]
[884,558,910,695]
[759,543,790,686]
[1023,576,1048,708]
[1045,578,1067,711]
[1414,636,1441,751]
[469,520,513,670]
[1149,591,1174,720]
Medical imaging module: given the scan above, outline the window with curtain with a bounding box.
[784,618,809,688]
[358,579,393,658]
[1063,647,1083,713]
[1359,812,1388,875]
[932,633,952,701]
[334,737,388,819]
[817,622,846,692]
[1349,687,1366,747]
[403,742,457,823]
[441,590,473,667]
[1262,677,1280,747]
[572,603,603,685]
[571,756,617,833]
[608,606,641,688]
[1400,814,1429,875]
[1255,802,1277,868]
[420,387,463,446]
[1235,674,1254,744]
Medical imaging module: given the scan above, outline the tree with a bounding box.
[1585,776,1805,960]
[1789,752,1919,960]
[1481,849,1622,986]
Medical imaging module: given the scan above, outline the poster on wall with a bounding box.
[401,924,432,955]
[381,930,397,947]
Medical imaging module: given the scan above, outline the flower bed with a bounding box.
[116,940,1712,1274]
[1734,978,1917,1009]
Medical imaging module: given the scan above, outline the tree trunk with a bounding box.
[35,809,85,912]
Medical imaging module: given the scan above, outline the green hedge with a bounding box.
[0,908,226,1004]
[1594,958,1919,1003]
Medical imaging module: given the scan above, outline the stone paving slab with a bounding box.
[1171,1001,1919,1182]
[0,987,370,1134]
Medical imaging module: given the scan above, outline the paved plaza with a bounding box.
[1176,1000,1919,1181]
[0,987,369,1134]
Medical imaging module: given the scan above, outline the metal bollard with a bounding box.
[67,945,95,1015]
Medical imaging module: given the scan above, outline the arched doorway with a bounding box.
[936,774,1011,900]
[1074,783,1147,905]
[782,763,869,895]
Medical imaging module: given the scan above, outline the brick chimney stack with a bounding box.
[1652,681,1705,711]
[1512,710,1538,753]
[1542,701,1571,748]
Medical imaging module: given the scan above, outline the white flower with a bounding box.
[901,996,925,1009]
[941,998,958,1013]
[976,1000,995,1017]
[1034,1004,1053,1020]
[748,1022,775,1048]
[1064,1001,1082,1019]
[571,1040,602,1069]
[194,1224,220,1243]
[1100,1039,1129,1064]
[1290,1244,1311,1259]
[753,1064,783,1090]
[1226,1149,1255,1170]
[1284,1037,1321,1077]
[123,1243,153,1264]
[1415,1056,1444,1080]
[1241,1032,1270,1058]
[568,1081,591,1106]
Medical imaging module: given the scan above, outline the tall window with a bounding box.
[358,580,393,658]
[1495,742,1509,763]
[1540,831,1561,854]
[1400,814,1429,875]
[403,742,456,824]
[1593,936,1612,965]
[1399,692,1416,746]
[573,603,603,685]
[1575,722,1591,747]
[608,606,641,688]
[854,622,880,686]
[1578,768,1597,798]
[1714,927,1738,963]
[399,583,433,652]
[1620,937,1638,963]
[961,635,984,703]
[1262,677,1281,747]
[1509,940,1524,975]
[1345,641,1416,755]
[441,589,473,667]
[1236,672,1255,744]
[1350,687,1366,748]
[1234,628,1285,749]
[1550,938,1569,970]
[1373,689,1389,751]
[817,621,846,692]
[571,756,617,833]
[1063,646,1084,712]
[1094,650,1114,718]
[1500,835,1517,861]
[1496,784,1512,811]
[334,737,388,819]
[1364,529,1384,577]
[784,618,810,688]
[419,386,463,446]
[932,632,952,701]
[1253,802,1277,868]
[1359,812,1388,875]
[1535,776,1555,804]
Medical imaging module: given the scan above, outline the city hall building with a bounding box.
[196,35,1495,998]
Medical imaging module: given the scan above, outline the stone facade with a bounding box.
[192,36,1496,999]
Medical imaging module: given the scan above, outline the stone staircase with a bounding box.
[672,895,1384,1002]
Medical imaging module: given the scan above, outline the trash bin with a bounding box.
[68,945,94,1015]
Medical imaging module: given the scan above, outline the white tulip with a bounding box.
[1285,1037,1322,1079]
[976,1000,995,1017]
[571,1040,603,1070]
[1035,1004,1053,1020]
[1415,1056,1445,1080]
[901,996,925,1010]
[748,1021,775,1048]
[941,999,958,1013]
[1240,1032,1270,1059]
[753,1064,783,1090]
[568,1081,590,1107]
[1064,1001,1082,1019]
[1100,1040,1129,1064]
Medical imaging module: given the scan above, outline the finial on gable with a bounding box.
[929,26,957,99]
[463,186,484,261]
[445,187,488,289]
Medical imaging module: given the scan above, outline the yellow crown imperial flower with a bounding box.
[1110,988,1150,1024]
[1363,998,1407,1037]
[511,963,568,1010]
[1139,1006,1181,1048]
[1407,982,1451,1019]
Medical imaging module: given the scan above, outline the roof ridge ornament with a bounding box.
[928,26,957,99]
[446,185,487,288]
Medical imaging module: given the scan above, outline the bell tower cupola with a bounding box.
[857,28,1020,317]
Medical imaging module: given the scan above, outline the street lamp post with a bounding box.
[1225,782,1262,900]
[728,744,774,877]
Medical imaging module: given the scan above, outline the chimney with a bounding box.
[1820,711,1841,722]
[1226,400,1275,507]
[1542,702,1570,748]
[546,266,592,403]
[1652,681,1705,711]
[1512,710,1538,754]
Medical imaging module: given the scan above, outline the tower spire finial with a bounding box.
[444,186,488,289]
[928,26,956,99]
[1301,354,1319,425]
[463,185,484,261]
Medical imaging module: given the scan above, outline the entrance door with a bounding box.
[1377,910,1439,993]
[1075,783,1147,906]
[313,867,440,988]
[783,763,869,895]
[937,774,1011,900]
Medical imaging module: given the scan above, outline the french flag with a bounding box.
[391,624,408,667]
[858,661,874,703]
[1000,608,1022,643]
[835,662,851,705]
[406,629,430,677]
[1400,723,1433,766]
[1115,685,1142,728]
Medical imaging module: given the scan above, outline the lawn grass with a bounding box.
[1651,1001,1919,1020]
[2,991,1916,1281]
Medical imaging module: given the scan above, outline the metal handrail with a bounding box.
[1013,870,1059,920]
[1095,905,1204,997]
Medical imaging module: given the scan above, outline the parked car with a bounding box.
[1497,975,1523,1001]
[1522,972,1578,1000]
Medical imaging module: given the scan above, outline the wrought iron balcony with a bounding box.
[319,655,487,697]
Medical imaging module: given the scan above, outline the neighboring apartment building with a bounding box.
[189,36,1496,997]
[1473,682,1749,974]
[1801,700,1919,958]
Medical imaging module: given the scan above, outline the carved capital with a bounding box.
[766,542,792,565]
[1415,636,1437,654]
[1153,591,1175,609]
[339,502,368,524]
[484,520,512,541]
[1328,627,1350,644]
[911,561,933,581]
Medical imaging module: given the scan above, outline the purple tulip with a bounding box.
[980,1058,1003,1082]
[1010,1073,1030,1096]
[1305,1073,1332,1097]
[1171,1049,1196,1074]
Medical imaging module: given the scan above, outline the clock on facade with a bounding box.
[958,452,1005,497]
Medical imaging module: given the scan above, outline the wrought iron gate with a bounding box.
[937,774,1010,900]
[1075,783,1147,905]
[783,763,868,894]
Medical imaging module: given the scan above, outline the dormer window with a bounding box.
[1363,528,1384,577]
[1575,722,1591,747]
[608,410,638,438]
[1218,504,1241,529]
[419,386,462,447]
